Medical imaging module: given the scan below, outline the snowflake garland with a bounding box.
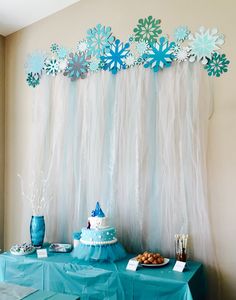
[133,16,162,43]
[204,53,229,77]
[25,17,229,87]
[143,37,175,72]
[188,26,224,65]
[64,53,89,80]
[87,24,115,58]
[101,39,130,74]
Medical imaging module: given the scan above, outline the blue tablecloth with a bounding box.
[0,250,205,300]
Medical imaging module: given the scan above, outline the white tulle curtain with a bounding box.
[28,63,218,279]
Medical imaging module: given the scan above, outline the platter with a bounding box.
[10,244,36,256]
[131,257,170,267]
[141,257,170,267]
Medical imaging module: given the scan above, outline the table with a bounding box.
[0,251,205,300]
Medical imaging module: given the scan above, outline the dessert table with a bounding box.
[0,250,205,300]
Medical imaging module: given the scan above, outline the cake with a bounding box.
[73,202,126,261]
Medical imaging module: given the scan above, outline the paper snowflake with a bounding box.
[57,47,68,60]
[128,35,135,44]
[136,40,149,56]
[188,27,224,64]
[101,39,130,74]
[174,46,191,62]
[50,43,59,54]
[63,53,89,80]
[174,26,190,42]
[133,16,162,43]
[87,24,115,58]
[143,37,175,72]
[26,73,40,88]
[45,59,59,76]
[58,59,68,72]
[25,51,46,75]
[89,57,100,72]
[77,40,88,53]
[124,53,136,68]
[204,53,230,77]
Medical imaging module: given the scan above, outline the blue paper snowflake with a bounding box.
[188,27,224,64]
[26,73,40,88]
[174,26,190,42]
[25,51,46,75]
[50,43,59,54]
[101,39,130,74]
[63,53,89,80]
[143,37,175,72]
[87,24,115,58]
[57,47,68,60]
[204,53,230,77]
[45,59,59,76]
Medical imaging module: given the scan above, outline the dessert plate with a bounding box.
[132,257,170,267]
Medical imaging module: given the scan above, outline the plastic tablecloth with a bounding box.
[0,251,205,300]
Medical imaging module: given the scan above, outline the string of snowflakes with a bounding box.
[25,16,230,88]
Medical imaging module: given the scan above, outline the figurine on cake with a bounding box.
[73,202,127,261]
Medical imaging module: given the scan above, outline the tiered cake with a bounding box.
[73,202,126,261]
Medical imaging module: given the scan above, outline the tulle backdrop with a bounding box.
[27,63,218,293]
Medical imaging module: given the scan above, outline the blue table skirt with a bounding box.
[0,251,205,300]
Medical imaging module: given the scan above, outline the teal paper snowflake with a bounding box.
[188,27,224,64]
[50,43,59,54]
[101,39,130,74]
[45,59,59,76]
[143,37,175,72]
[204,53,229,77]
[89,57,100,72]
[26,73,40,88]
[136,40,149,55]
[133,16,162,43]
[77,40,88,53]
[25,51,46,75]
[64,53,89,80]
[57,47,68,59]
[87,24,115,58]
[174,26,190,42]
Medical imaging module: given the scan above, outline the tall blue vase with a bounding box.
[30,216,45,248]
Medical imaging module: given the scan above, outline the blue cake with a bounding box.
[73,202,126,261]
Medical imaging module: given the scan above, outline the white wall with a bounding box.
[4,0,236,298]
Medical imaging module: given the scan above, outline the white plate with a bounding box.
[132,257,170,267]
[10,247,36,256]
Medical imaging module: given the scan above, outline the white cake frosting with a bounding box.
[88,216,108,229]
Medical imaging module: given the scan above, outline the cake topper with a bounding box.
[91,202,105,217]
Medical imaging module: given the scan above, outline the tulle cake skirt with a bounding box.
[72,242,127,261]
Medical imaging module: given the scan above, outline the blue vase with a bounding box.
[30,216,45,248]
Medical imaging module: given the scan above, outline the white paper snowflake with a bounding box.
[188,26,224,65]
[174,46,191,62]
[136,40,149,55]
[77,40,88,53]
[124,53,136,67]
[58,59,68,72]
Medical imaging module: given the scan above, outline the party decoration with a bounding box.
[45,59,59,76]
[174,26,190,42]
[86,24,115,58]
[204,53,230,77]
[63,53,89,80]
[188,26,224,65]
[101,39,130,74]
[143,37,175,72]
[25,17,230,87]
[91,202,105,217]
[133,16,162,43]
